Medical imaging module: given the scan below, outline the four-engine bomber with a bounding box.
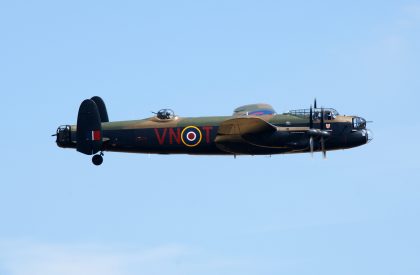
[54,97,372,165]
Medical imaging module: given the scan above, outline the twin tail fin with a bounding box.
[76,96,109,155]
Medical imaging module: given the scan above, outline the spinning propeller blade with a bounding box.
[309,105,313,129]
[320,108,327,158]
[308,101,329,159]
[310,136,314,157]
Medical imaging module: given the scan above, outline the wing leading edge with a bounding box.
[215,117,280,154]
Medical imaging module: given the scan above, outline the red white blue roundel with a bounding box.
[181,126,202,147]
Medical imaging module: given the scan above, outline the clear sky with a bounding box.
[1,1,419,274]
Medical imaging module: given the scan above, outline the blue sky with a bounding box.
[1,1,419,274]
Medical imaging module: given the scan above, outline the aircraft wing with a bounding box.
[215,117,309,154]
[217,117,277,136]
[215,117,278,149]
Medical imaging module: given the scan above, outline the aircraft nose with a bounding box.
[346,129,371,147]
[360,129,373,144]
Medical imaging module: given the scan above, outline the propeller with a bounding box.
[309,105,313,129]
[320,107,326,159]
[309,105,314,157]
[307,100,329,158]
[309,136,314,157]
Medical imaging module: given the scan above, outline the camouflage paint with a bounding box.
[56,113,369,156]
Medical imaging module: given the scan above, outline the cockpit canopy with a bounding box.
[288,108,340,120]
[155,109,175,120]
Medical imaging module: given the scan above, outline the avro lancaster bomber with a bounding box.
[54,97,372,165]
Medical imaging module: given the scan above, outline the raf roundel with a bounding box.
[181,126,203,147]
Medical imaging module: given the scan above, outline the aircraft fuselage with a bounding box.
[57,114,370,155]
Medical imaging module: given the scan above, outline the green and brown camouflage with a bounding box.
[54,97,372,165]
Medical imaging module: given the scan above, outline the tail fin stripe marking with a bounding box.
[92,130,101,141]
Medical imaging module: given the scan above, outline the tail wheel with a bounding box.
[92,154,103,166]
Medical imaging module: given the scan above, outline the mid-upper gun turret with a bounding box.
[155,109,176,120]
